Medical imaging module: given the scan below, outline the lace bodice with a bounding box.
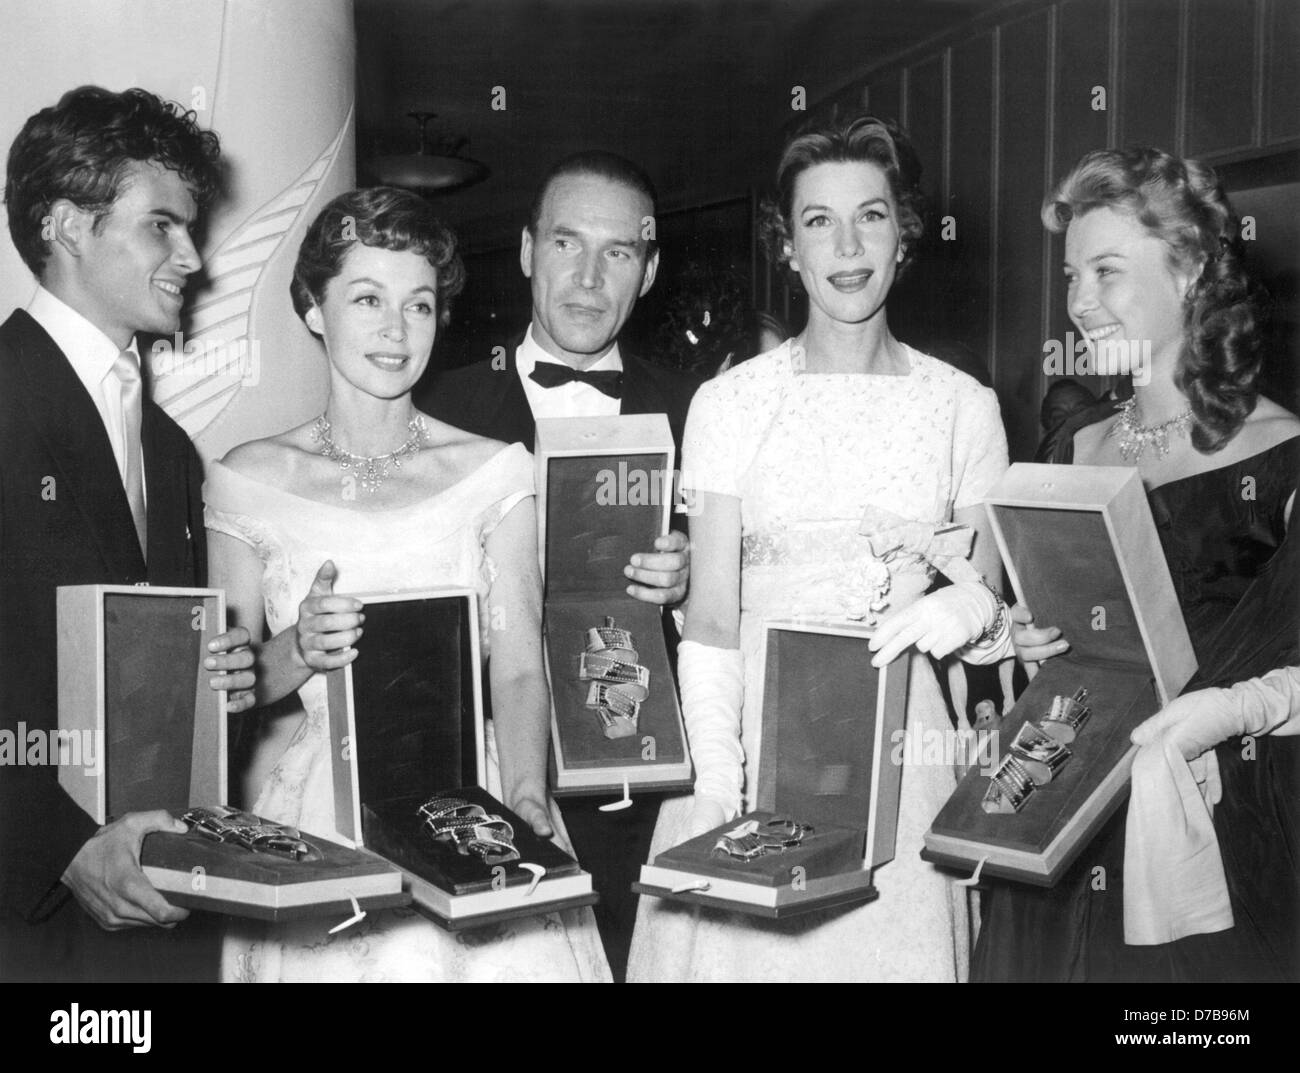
[683,341,1008,618]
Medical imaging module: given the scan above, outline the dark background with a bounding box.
[354,0,1299,460]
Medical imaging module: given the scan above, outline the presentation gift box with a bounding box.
[635,620,908,918]
[922,464,1198,886]
[56,584,404,921]
[141,806,407,922]
[535,415,692,796]
[326,588,597,930]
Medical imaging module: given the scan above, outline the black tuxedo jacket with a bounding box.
[0,309,211,981]
[418,335,701,457]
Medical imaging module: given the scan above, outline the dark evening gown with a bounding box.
[971,433,1300,983]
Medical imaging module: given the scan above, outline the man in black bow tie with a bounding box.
[421,152,700,980]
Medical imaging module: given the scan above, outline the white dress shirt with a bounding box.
[27,285,147,501]
[516,321,623,421]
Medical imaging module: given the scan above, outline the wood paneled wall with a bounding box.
[773,0,1300,461]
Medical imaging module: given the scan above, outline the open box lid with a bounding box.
[754,619,907,869]
[327,588,484,846]
[535,415,674,599]
[57,584,227,821]
[985,464,1196,707]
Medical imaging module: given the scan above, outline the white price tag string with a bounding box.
[599,776,633,812]
[519,862,546,897]
[329,893,367,934]
[956,855,988,888]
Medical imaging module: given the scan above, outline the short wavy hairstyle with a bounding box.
[290,187,466,329]
[5,85,222,278]
[1042,147,1264,452]
[758,114,927,279]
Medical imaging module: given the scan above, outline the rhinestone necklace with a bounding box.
[311,414,427,493]
[1106,396,1193,463]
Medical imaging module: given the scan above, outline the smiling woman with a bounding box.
[974,147,1300,985]
[201,187,610,982]
[627,116,1012,983]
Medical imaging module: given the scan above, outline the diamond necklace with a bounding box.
[1106,396,1193,463]
[311,414,427,493]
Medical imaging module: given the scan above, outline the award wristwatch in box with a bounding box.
[922,464,1198,885]
[535,415,692,795]
[56,584,406,921]
[635,620,908,918]
[325,588,598,930]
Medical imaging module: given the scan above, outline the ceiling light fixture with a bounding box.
[365,111,489,192]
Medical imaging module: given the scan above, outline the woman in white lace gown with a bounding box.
[627,117,1011,982]
[206,188,609,982]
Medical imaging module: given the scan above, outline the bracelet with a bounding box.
[578,652,651,699]
[586,682,641,738]
[580,617,651,739]
[1009,722,1072,785]
[711,817,814,862]
[971,577,1009,647]
[417,795,520,865]
[982,754,1036,813]
[584,617,639,663]
[981,687,1091,814]
[1040,687,1091,745]
[182,806,319,863]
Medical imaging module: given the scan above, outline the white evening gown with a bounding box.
[626,342,1009,982]
[204,443,611,982]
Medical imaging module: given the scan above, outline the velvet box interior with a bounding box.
[57,585,226,824]
[636,622,908,918]
[326,590,596,928]
[923,465,1197,885]
[536,416,692,795]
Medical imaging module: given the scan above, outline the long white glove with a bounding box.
[1124,666,1300,945]
[1131,666,1300,754]
[868,581,1012,668]
[677,640,746,834]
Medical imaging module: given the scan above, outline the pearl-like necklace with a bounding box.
[1106,396,1194,463]
[311,414,427,493]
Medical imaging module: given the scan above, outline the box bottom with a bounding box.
[634,864,878,919]
[143,866,408,922]
[404,868,598,931]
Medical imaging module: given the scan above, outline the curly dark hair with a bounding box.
[757,114,927,281]
[291,187,466,329]
[5,85,222,278]
[1042,147,1264,453]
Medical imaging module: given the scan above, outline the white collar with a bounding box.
[516,321,623,376]
[27,285,139,377]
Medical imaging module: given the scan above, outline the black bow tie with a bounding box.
[529,361,623,399]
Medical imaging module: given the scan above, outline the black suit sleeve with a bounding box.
[0,478,99,922]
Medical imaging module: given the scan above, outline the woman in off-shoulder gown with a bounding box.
[208,188,609,983]
[974,146,1300,983]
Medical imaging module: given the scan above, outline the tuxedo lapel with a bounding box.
[494,346,538,446]
[7,311,145,579]
[618,354,670,418]
[141,402,195,583]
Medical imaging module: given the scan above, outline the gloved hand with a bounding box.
[1132,667,1300,757]
[869,581,1007,668]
